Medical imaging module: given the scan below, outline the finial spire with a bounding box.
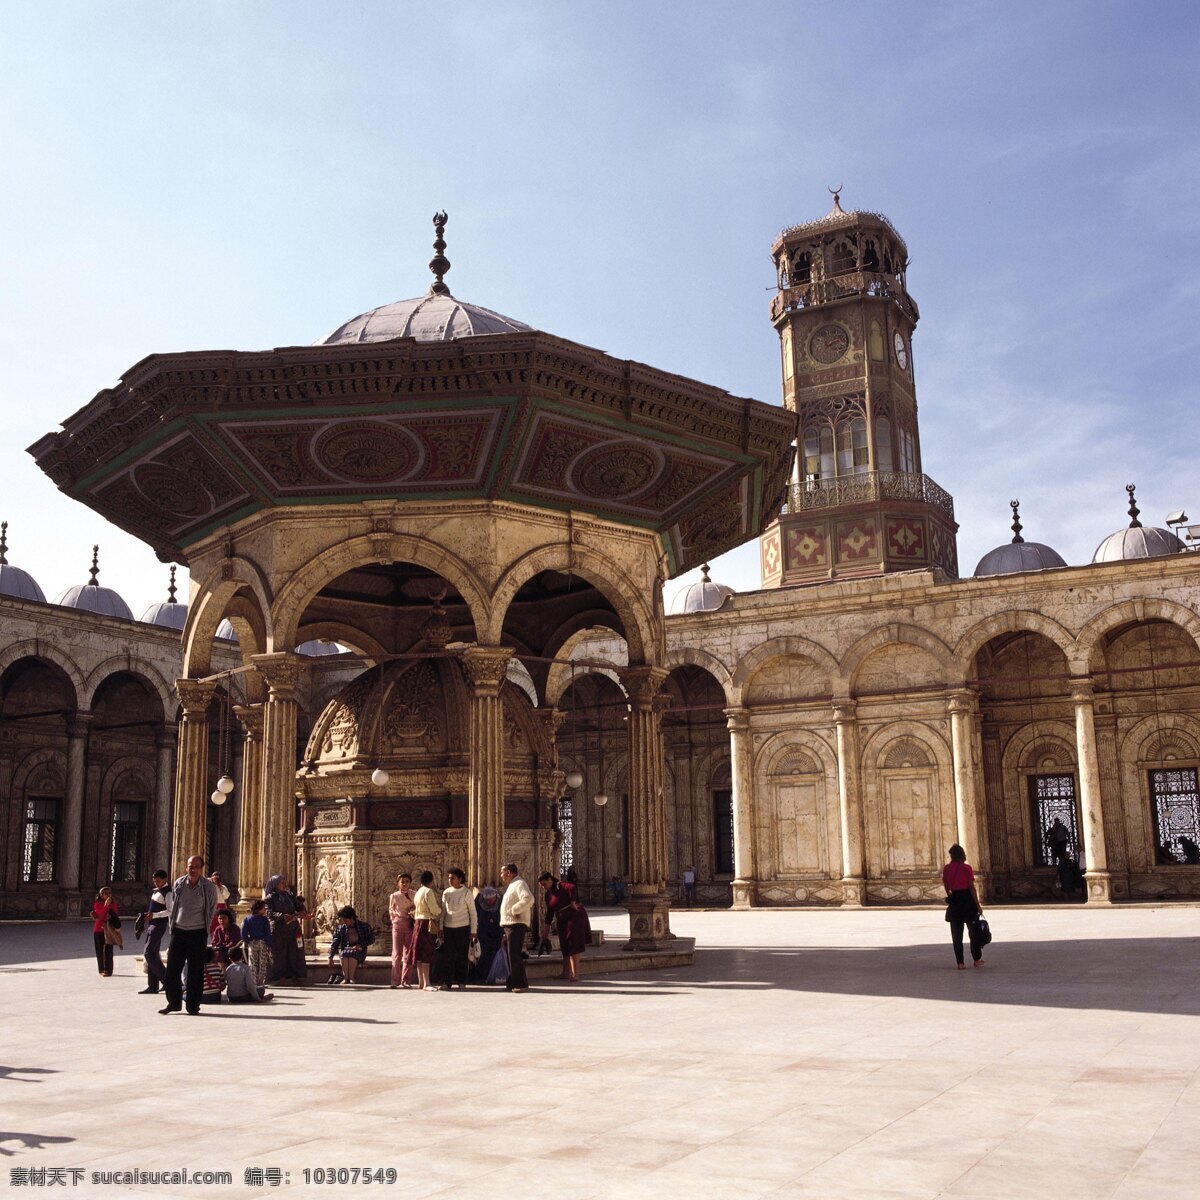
[1126,483,1142,529]
[88,545,100,587]
[428,210,451,295]
[701,563,711,581]
[167,564,178,605]
[1009,499,1024,544]
[0,521,7,566]
[828,184,844,213]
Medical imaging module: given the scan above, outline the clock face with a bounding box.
[810,324,849,365]
[893,331,909,370]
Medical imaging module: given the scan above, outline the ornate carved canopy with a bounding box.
[29,331,795,576]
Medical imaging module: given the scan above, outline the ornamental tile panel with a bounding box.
[836,518,879,562]
[886,517,926,560]
[785,524,828,568]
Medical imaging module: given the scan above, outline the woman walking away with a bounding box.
[389,873,416,989]
[92,887,121,977]
[328,906,374,985]
[943,844,985,969]
[409,870,442,991]
[435,868,478,991]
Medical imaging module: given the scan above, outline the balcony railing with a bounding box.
[771,272,918,323]
[785,471,954,520]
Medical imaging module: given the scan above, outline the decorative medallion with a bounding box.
[314,422,418,483]
[786,525,827,565]
[809,324,850,364]
[572,442,661,500]
[837,520,878,561]
[761,530,781,577]
[242,432,306,487]
[886,518,926,559]
[132,463,213,518]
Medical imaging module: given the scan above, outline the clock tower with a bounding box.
[759,194,958,586]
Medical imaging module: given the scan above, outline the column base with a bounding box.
[731,878,757,910]
[840,876,867,906]
[624,893,674,951]
[1084,870,1120,904]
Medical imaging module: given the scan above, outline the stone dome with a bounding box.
[0,523,46,603]
[974,542,1067,577]
[54,546,132,620]
[297,639,343,656]
[670,564,735,614]
[1093,525,1185,563]
[140,566,187,629]
[1092,484,1186,564]
[216,619,238,642]
[317,289,532,346]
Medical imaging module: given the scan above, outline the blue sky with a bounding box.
[2,1,1197,617]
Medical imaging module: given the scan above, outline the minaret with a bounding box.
[759,192,958,586]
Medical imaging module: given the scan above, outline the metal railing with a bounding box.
[786,471,954,520]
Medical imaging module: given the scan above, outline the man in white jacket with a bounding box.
[499,863,535,992]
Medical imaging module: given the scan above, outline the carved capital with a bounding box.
[234,703,265,740]
[945,688,980,718]
[459,645,514,694]
[620,665,669,708]
[250,652,305,698]
[831,700,858,725]
[1070,677,1096,706]
[66,711,94,740]
[724,706,751,734]
[176,678,217,716]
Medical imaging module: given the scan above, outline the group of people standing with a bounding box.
[380,863,587,993]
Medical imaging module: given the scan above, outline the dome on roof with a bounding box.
[1092,484,1186,563]
[0,523,46,603]
[974,542,1067,577]
[669,564,735,615]
[216,619,238,643]
[140,565,187,629]
[54,546,132,620]
[973,501,1066,577]
[297,639,342,656]
[1093,525,1185,563]
[318,289,532,346]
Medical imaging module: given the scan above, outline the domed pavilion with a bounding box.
[29,214,794,948]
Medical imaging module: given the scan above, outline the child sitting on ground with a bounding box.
[225,946,273,1003]
[200,947,226,1004]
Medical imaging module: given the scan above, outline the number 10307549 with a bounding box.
[303,1168,398,1185]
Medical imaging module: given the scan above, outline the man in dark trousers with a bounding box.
[138,869,171,995]
[161,855,217,1016]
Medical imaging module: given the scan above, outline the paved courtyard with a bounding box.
[1,906,1198,1199]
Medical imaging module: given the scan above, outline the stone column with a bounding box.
[833,700,866,905]
[1093,710,1129,899]
[948,689,989,884]
[1071,679,1113,903]
[153,723,176,873]
[234,703,265,902]
[172,680,216,877]
[251,654,304,888]
[725,707,756,909]
[980,725,1009,897]
[0,730,18,893]
[461,646,514,890]
[58,712,93,890]
[621,666,673,950]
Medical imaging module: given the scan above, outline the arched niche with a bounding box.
[731,636,838,705]
[954,611,1078,680]
[842,624,952,695]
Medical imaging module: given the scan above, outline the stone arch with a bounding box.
[864,723,951,770]
[1120,712,1200,764]
[293,620,387,661]
[843,624,953,693]
[955,611,1080,679]
[664,645,735,705]
[82,660,172,718]
[1076,599,1200,672]
[12,747,67,796]
[488,543,654,663]
[182,556,273,678]
[882,737,935,770]
[754,728,838,779]
[731,636,839,706]
[1002,721,1078,774]
[544,628,629,709]
[0,642,84,708]
[271,533,491,657]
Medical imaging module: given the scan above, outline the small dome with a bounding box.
[1093,526,1185,563]
[974,542,1067,577]
[0,523,46,603]
[297,639,342,656]
[55,583,133,620]
[1092,484,1186,563]
[141,600,188,629]
[54,545,132,620]
[216,619,238,642]
[140,565,187,629]
[670,564,735,614]
[318,290,532,346]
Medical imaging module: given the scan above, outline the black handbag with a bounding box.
[107,911,122,930]
[976,917,992,947]
[134,912,147,940]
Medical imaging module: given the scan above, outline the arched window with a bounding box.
[838,418,869,475]
[874,416,894,471]
[792,251,811,283]
[803,428,821,481]
[899,427,917,474]
[559,796,574,876]
[828,240,855,274]
[818,425,835,480]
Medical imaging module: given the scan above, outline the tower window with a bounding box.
[837,418,870,476]
[899,428,917,474]
[792,252,811,284]
[803,429,821,481]
[862,240,880,271]
[828,240,855,275]
[874,416,894,471]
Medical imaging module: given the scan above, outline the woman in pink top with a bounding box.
[942,844,985,969]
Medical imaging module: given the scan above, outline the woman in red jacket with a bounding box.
[91,886,121,977]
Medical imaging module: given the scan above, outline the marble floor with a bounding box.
[1,905,1198,1199]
